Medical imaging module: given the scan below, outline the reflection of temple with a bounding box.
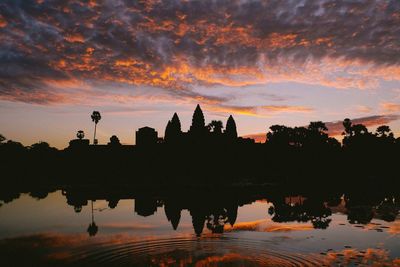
[164,200,181,230]
[134,197,162,217]
[268,194,333,229]
[59,186,400,237]
[170,200,240,237]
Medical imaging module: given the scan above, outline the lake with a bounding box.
[0,186,399,266]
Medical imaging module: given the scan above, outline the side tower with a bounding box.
[225,115,238,141]
[165,112,182,144]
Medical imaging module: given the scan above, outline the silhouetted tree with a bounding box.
[327,137,341,149]
[207,120,223,134]
[374,197,398,222]
[91,111,101,145]
[291,126,308,147]
[226,205,238,226]
[29,141,56,153]
[342,118,352,137]
[308,121,328,133]
[352,124,368,135]
[0,134,5,144]
[342,119,374,149]
[206,210,228,234]
[77,130,85,140]
[109,135,121,146]
[305,121,330,148]
[108,199,119,209]
[376,125,392,138]
[0,140,25,153]
[266,125,292,147]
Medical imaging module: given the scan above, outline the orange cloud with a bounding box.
[356,105,373,114]
[2,0,400,108]
[206,105,258,116]
[64,33,85,43]
[381,102,400,113]
[0,89,69,105]
[0,15,7,28]
[261,105,313,113]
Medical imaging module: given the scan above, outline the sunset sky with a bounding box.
[0,0,399,148]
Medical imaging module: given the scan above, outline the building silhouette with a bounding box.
[68,138,90,149]
[136,126,158,146]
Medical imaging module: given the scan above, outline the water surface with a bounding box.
[0,187,399,266]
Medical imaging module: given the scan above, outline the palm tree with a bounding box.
[87,200,98,237]
[91,111,101,145]
[342,118,352,137]
[77,130,85,140]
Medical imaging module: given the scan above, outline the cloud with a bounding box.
[207,104,313,117]
[356,105,373,114]
[260,105,313,113]
[325,115,400,136]
[0,0,399,106]
[381,102,400,113]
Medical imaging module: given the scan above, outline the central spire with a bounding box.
[190,104,205,133]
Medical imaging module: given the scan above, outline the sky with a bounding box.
[0,0,400,148]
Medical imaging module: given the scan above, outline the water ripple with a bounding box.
[66,235,325,266]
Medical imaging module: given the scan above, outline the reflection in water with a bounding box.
[55,186,400,237]
[87,200,98,237]
[0,185,399,266]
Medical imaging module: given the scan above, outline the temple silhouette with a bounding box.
[1,104,399,187]
[68,104,250,148]
[164,104,247,146]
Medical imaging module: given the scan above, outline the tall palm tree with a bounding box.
[91,111,101,145]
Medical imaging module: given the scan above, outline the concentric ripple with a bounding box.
[66,235,326,266]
